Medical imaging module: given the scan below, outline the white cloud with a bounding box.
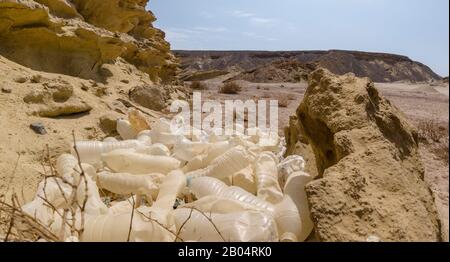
[232,10,255,18]
[164,29,190,41]
[231,10,278,28]
[162,26,230,49]
[193,26,229,33]
[249,17,278,27]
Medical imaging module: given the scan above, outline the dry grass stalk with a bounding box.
[431,137,449,165]
[127,194,136,242]
[417,119,449,143]
[417,119,449,164]
[192,207,226,242]
[1,194,60,242]
[1,131,89,242]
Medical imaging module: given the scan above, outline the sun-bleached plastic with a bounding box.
[50,154,108,215]
[257,132,280,152]
[96,172,163,199]
[135,143,171,157]
[278,155,306,188]
[186,146,251,180]
[21,177,71,226]
[117,119,138,140]
[103,137,119,143]
[102,149,180,174]
[181,195,260,214]
[254,152,284,204]
[230,136,257,150]
[189,177,274,212]
[189,177,303,242]
[172,137,209,162]
[82,171,187,242]
[153,170,186,210]
[22,174,107,234]
[149,130,184,146]
[108,200,136,215]
[76,174,109,215]
[182,155,205,173]
[182,141,233,172]
[277,137,287,161]
[204,141,233,162]
[283,171,314,242]
[173,208,278,242]
[228,166,257,195]
[273,196,302,242]
[152,118,171,133]
[81,209,175,242]
[22,115,314,242]
[137,130,153,146]
[56,154,97,181]
[208,128,230,142]
[72,140,143,166]
[188,128,209,143]
[82,207,175,242]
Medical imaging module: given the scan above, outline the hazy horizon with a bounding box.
[149,0,449,76]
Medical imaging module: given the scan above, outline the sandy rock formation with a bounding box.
[286,68,441,241]
[0,0,178,83]
[129,84,166,111]
[0,1,187,205]
[23,79,92,117]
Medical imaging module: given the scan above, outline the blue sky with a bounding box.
[148,0,449,76]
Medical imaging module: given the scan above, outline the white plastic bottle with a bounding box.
[186,146,251,180]
[153,170,187,210]
[102,149,181,174]
[72,140,143,166]
[172,137,209,162]
[283,171,314,242]
[81,211,174,242]
[135,143,171,156]
[96,172,162,199]
[117,119,138,140]
[82,170,187,242]
[173,208,279,242]
[278,155,306,188]
[254,152,284,204]
[189,177,304,242]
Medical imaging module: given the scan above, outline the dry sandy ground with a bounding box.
[196,77,449,132]
[0,55,166,205]
[195,76,449,239]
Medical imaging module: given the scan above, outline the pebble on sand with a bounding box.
[30,122,47,135]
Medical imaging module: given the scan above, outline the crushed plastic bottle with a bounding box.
[22,114,314,242]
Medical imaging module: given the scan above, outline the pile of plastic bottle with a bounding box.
[22,110,314,242]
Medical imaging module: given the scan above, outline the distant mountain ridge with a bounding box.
[174,50,442,83]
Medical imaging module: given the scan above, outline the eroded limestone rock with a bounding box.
[0,0,178,83]
[286,69,441,242]
[129,85,166,111]
[23,79,92,117]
